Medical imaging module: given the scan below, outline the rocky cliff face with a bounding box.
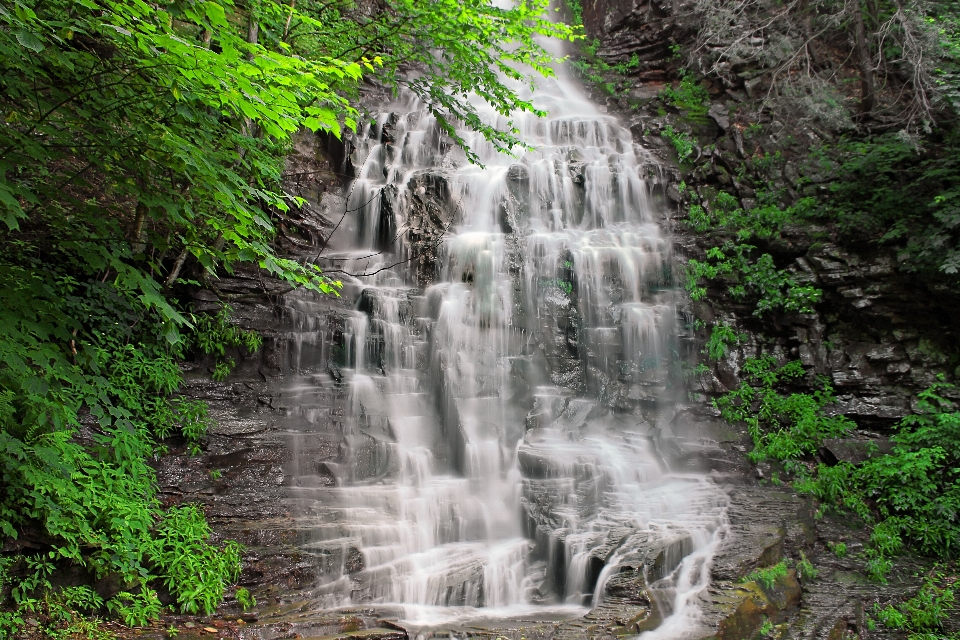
[583,0,693,80]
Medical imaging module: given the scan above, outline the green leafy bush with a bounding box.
[874,571,957,638]
[719,370,960,576]
[661,126,696,162]
[704,322,746,360]
[0,584,113,640]
[796,552,818,581]
[715,357,854,463]
[686,243,822,315]
[0,260,241,621]
[689,189,817,241]
[687,204,713,233]
[235,587,256,611]
[800,380,960,559]
[107,589,162,627]
[564,0,584,26]
[570,43,639,94]
[815,133,960,277]
[659,71,710,119]
[149,505,243,615]
[190,306,263,359]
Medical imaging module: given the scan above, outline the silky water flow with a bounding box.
[277,66,729,639]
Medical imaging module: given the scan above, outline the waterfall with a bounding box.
[279,60,729,638]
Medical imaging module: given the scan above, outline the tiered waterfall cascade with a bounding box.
[278,73,729,637]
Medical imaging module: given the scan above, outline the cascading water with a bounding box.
[278,59,729,638]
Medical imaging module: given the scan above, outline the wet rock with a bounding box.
[710,573,800,640]
[380,113,400,145]
[237,607,410,640]
[404,170,453,286]
[818,437,893,466]
[707,104,730,131]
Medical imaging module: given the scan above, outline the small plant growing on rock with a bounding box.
[107,589,163,627]
[874,570,956,636]
[704,322,746,360]
[235,587,256,611]
[187,305,263,382]
[827,541,848,558]
[659,70,710,120]
[661,126,695,162]
[796,552,817,581]
[757,617,774,637]
[715,356,854,463]
[864,549,894,583]
[685,242,822,316]
[743,559,790,590]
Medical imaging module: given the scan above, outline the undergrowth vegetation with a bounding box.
[717,359,960,583]
[872,570,958,639]
[570,38,640,96]
[715,357,855,463]
[813,133,960,276]
[659,71,710,121]
[0,256,252,634]
[685,243,822,316]
[741,559,790,590]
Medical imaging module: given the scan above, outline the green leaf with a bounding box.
[14,29,44,53]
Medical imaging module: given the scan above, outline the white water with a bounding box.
[279,55,729,638]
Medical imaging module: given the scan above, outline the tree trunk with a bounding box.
[130,201,147,254]
[849,0,876,115]
[800,0,818,68]
[247,13,259,60]
[283,0,296,41]
[164,247,190,289]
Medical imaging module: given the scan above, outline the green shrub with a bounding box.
[0,584,114,639]
[703,190,816,241]
[564,0,583,26]
[800,380,960,559]
[149,505,243,615]
[235,587,256,611]
[685,243,822,316]
[796,552,818,581]
[687,203,713,232]
[721,375,960,580]
[715,357,854,463]
[661,125,695,162]
[107,589,162,627]
[185,305,262,383]
[758,617,774,636]
[874,571,956,636]
[864,549,894,583]
[704,322,746,360]
[660,71,710,119]
[816,133,960,277]
[0,262,242,622]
